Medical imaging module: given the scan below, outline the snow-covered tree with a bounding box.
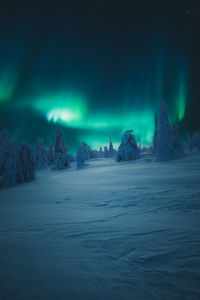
[76,144,85,169]
[148,145,153,152]
[140,145,149,153]
[0,129,36,189]
[68,154,75,162]
[76,142,92,168]
[156,101,173,161]
[35,137,48,169]
[154,101,184,160]
[18,141,36,182]
[185,133,192,152]
[99,146,104,158]
[91,150,98,158]
[54,126,67,156]
[104,146,109,158]
[54,126,70,170]
[0,128,10,147]
[56,152,69,169]
[171,124,184,158]
[109,137,115,157]
[47,142,55,165]
[152,113,158,156]
[190,131,200,152]
[116,130,140,162]
[82,142,91,160]
[0,131,18,188]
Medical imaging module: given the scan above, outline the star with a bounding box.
[187,9,191,15]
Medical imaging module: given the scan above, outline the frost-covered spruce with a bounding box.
[156,101,173,161]
[56,152,69,169]
[185,134,192,152]
[91,149,98,158]
[47,142,55,165]
[190,131,200,152]
[154,101,185,160]
[76,142,92,168]
[0,152,4,184]
[152,113,158,156]
[171,124,184,158]
[0,130,18,188]
[54,125,67,155]
[140,145,149,153]
[116,130,140,162]
[54,126,70,169]
[0,129,36,188]
[99,146,104,158]
[104,146,109,158]
[94,150,99,158]
[55,150,69,169]
[109,137,115,157]
[19,141,36,182]
[0,128,10,147]
[82,142,91,160]
[35,137,48,169]
[76,144,85,169]
[68,154,75,162]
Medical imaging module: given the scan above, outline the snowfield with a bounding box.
[0,153,200,300]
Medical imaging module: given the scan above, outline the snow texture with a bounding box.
[1,153,200,299]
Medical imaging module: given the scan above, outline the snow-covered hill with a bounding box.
[0,153,200,299]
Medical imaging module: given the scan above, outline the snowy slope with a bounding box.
[0,153,200,300]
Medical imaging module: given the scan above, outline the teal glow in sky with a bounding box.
[0,68,19,102]
[0,57,189,153]
[0,1,197,154]
[177,74,187,122]
[29,88,185,151]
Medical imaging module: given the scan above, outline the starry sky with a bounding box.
[0,1,200,153]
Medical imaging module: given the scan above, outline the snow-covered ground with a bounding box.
[0,153,200,300]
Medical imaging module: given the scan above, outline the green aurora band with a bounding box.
[0,4,193,154]
[31,86,187,151]
[0,68,20,103]
[177,74,187,122]
[0,39,188,152]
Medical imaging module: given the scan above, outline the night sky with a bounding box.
[0,1,200,153]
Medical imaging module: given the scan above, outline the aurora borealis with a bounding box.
[0,1,199,153]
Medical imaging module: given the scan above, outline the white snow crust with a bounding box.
[0,153,200,299]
